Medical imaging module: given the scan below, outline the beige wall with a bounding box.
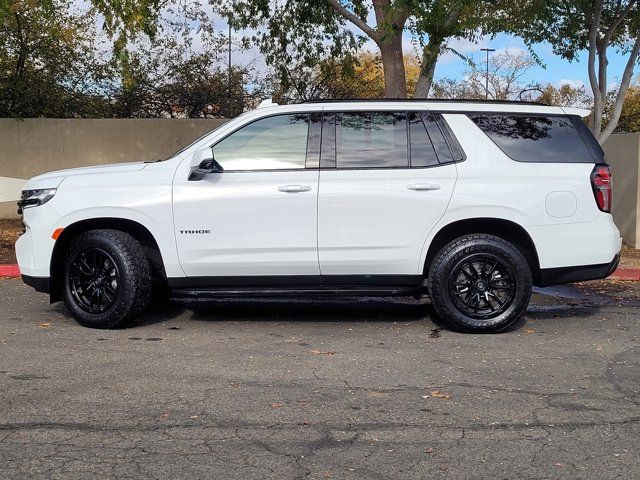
[0,118,227,218]
[604,133,640,248]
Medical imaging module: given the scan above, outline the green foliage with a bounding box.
[108,36,250,118]
[508,1,640,61]
[216,0,503,97]
[0,0,110,117]
[217,0,363,93]
[90,0,163,61]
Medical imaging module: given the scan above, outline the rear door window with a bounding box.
[468,113,596,163]
[335,112,408,168]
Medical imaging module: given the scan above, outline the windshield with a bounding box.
[157,121,227,161]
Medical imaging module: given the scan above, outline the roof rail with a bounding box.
[300,98,548,106]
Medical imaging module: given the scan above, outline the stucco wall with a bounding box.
[604,132,640,248]
[0,118,227,218]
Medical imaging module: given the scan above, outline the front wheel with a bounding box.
[62,229,152,329]
[427,234,532,333]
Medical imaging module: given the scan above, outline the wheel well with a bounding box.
[50,218,167,301]
[424,218,540,282]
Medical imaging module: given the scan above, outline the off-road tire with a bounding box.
[62,229,152,328]
[427,234,532,333]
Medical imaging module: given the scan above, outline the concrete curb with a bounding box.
[2,263,640,282]
[609,267,640,281]
[0,265,20,277]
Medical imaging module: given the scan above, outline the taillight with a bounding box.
[591,164,612,213]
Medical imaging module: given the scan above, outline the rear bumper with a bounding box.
[537,253,620,287]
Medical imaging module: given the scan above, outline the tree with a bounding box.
[218,0,502,98]
[266,51,421,102]
[411,0,497,96]
[107,36,249,118]
[536,83,592,108]
[0,0,109,117]
[431,50,539,100]
[604,77,640,132]
[512,0,640,143]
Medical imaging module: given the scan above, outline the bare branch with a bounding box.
[323,0,378,40]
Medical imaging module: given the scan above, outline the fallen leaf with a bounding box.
[310,349,336,355]
[39,322,51,329]
[524,328,534,335]
[368,390,388,398]
[270,402,284,408]
[428,328,442,338]
[429,390,452,400]
[426,448,433,454]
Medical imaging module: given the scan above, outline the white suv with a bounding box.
[16,99,621,332]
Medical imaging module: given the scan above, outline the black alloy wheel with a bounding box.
[69,248,120,314]
[448,253,516,319]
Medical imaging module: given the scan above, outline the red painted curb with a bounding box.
[0,264,20,278]
[610,267,640,281]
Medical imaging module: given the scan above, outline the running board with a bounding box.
[171,285,422,299]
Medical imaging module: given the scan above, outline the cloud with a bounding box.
[557,78,585,89]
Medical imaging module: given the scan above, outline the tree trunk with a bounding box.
[377,34,407,98]
[598,32,640,144]
[371,0,407,98]
[415,38,443,98]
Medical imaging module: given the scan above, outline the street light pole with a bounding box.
[228,23,232,96]
[480,48,495,99]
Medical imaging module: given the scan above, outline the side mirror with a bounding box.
[188,149,224,181]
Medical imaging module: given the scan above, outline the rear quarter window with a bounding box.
[468,113,600,163]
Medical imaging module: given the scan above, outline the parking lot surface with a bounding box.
[1,278,639,479]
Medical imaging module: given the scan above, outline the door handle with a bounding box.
[278,184,312,193]
[407,183,441,191]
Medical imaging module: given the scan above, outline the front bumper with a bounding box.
[537,253,620,287]
[22,275,50,294]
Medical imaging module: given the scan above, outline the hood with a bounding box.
[23,162,148,190]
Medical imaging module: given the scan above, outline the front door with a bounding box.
[173,113,321,278]
[317,111,458,277]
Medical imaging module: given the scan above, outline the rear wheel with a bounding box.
[427,234,532,333]
[62,229,152,329]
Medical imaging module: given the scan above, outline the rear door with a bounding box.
[317,110,459,277]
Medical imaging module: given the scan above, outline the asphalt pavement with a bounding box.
[0,278,639,479]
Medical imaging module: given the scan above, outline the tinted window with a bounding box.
[213,114,309,170]
[572,116,605,162]
[423,114,454,163]
[336,112,408,168]
[409,112,438,167]
[469,114,595,163]
[320,113,336,168]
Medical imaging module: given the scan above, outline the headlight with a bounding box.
[17,188,57,212]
